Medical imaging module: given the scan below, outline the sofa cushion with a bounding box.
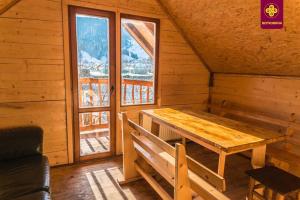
[14,191,51,200]
[0,126,43,161]
[0,156,50,200]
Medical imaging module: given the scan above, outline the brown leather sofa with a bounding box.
[0,126,51,200]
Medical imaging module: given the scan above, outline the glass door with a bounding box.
[69,7,116,161]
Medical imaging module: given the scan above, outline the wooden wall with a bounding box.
[0,0,209,165]
[0,0,20,14]
[211,74,300,176]
[0,0,67,165]
[159,0,300,76]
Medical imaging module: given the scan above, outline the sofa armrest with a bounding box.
[0,126,43,161]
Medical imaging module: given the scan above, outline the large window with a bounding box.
[121,15,159,106]
[69,7,116,160]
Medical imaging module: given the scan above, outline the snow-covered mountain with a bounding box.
[76,15,153,80]
[78,50,107,68]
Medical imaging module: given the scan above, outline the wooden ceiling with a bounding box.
[158,0,300,76]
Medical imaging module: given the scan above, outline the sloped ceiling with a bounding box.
[159,0,300,76]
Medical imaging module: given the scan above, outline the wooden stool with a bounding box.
[246,166,300,200]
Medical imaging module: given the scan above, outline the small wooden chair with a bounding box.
[246,166,300,200]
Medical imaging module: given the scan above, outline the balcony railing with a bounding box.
[78,77,153,132]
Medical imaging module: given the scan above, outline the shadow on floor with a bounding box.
[51,142,252,200]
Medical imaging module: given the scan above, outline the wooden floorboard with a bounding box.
[51,142,251,200]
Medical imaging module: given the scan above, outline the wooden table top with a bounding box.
[141,108,286,153]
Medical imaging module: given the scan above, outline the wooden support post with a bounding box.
[217,152,226,177]
[251,145,266,169]
[119,113,139,183]
[298,191,300,200]
[174,143,192,200]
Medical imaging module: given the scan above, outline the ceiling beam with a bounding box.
[123,22,155,59]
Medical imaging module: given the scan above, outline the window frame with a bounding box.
[120,13,160,107]
[69,6,117,161]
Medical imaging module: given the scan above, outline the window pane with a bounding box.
[76,14,110,108]
[79,111,110,156]
[121,18,157,106]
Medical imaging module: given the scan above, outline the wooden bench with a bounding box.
[119,112,230,200]
[208,101,299,136]
[207,101,300,165]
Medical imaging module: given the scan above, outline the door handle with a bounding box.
[110,85,115,95]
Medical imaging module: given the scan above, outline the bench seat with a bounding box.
[246,166,300,195]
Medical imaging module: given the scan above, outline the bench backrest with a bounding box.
[120,112,229,200]
[208,101,300,137]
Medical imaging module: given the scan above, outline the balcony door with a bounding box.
[69,7,116,161]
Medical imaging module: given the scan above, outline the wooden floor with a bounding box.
[51,142,251,200]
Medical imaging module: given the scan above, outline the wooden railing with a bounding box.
[79,77,153,132]
[122,79,153,104]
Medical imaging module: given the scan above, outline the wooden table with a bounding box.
[141,108,286,177]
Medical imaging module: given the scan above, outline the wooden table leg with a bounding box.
[141,114,151,129]
[247,177,255,200]
[151,121,160,136]
[250,145,267,198]
[265,188,273,200]
[141,114,160,136]
[251,145,266,169]
[218,152,226,177]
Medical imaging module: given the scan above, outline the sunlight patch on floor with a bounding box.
[80,136,110,156]
[85,167,137,200]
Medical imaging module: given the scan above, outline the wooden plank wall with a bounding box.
[0,0,67,165]
[0,0,209,165]
[211,74,300,176]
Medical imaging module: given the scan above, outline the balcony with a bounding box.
[79,77,153,156]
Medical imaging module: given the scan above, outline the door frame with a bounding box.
[69,6,116,162]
